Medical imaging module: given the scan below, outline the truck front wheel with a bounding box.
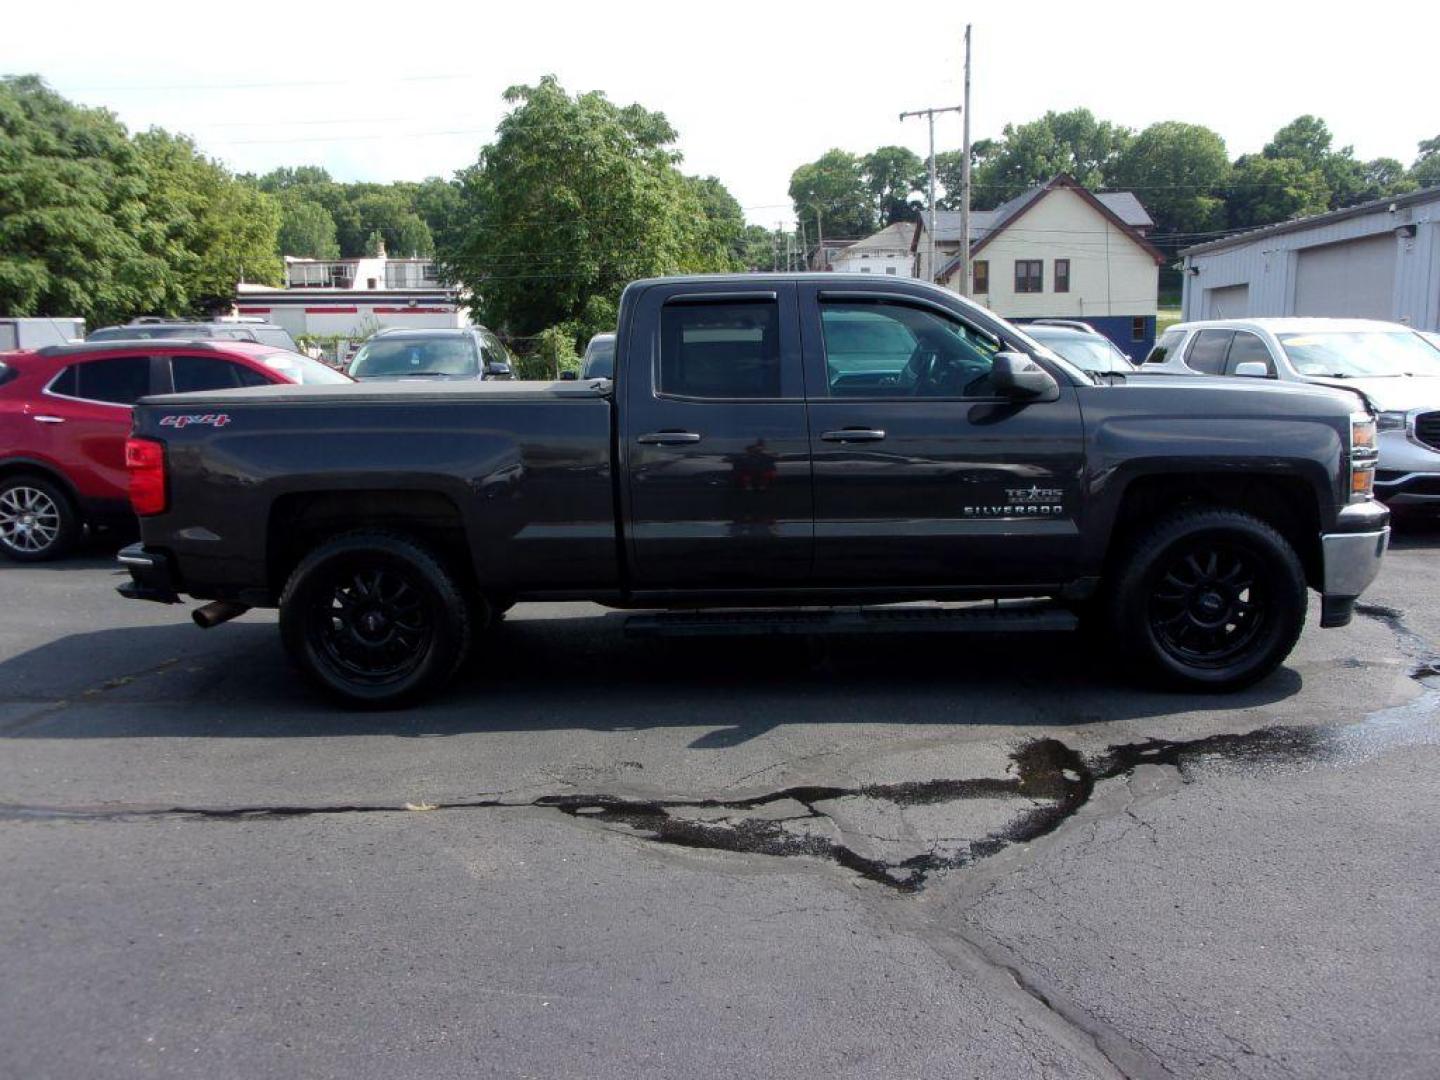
[279,531,472,708]
[1110,508,1307,691]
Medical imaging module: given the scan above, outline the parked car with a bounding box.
[582,333,616,379]
[0,340,348,561]
[1421,331,1440,352]
[347,328,513,382]
[1021,324,1135,375]
[1142,318,1440,506]
[0,318,85,351]
[88,317,299,351]
[118,274,1387,707]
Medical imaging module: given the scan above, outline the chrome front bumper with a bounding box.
[1317,502,1390,628]
[1322,528,1390,598]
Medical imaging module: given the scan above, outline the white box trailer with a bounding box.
[0,317,85,351]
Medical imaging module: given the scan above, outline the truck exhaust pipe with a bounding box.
[192,601,249,629]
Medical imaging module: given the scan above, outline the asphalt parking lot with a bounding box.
[3,520,1439,1080]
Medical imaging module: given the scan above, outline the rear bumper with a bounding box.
[1317,503,1390,627]
[116,543,181,604]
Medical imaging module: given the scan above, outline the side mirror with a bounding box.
[992,351,1059,401]
[1233,361,1270,378]
[485,362,512,376]
[559,370,579,381]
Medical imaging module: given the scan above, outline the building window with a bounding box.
[885,266,897,275]
[859,266,871,273]
[1132,317,1147,341]
[973,260,989,293]
[1015,260,1043,293]
[1055,259,1070,293]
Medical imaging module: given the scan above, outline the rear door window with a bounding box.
[1184,330,1234,375]
[57,356,153,404]
[171,355,272,392]
[659,301,784,399]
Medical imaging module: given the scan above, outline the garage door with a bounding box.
[1294,233,1397,318]
[1204,284,1249,318]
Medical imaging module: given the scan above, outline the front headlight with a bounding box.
[1376,411,1407,433]
[1350,413,1378,502]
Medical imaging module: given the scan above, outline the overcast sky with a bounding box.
[5,0,1436,232]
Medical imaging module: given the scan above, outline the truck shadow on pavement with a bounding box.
[0,607,1306,745]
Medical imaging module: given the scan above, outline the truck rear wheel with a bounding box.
[279,531,471,708]
[1109,508,1307,691]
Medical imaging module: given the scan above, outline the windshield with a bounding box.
[1279,331,1440,378]
[582,338,615,379]
[257,349,352,385]
[349,336,479,379]
[1028,332,1133,374]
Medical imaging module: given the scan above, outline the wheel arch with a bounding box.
[1100,470,1326,592]
[265,489,475,599]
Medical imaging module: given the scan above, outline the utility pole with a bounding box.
[960,24,973,296]
[900,103,962,284]
[813,206,823,271]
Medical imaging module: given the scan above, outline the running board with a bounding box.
[624,602,1077,639]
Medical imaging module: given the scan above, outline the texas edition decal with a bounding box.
[961,484,1065,518]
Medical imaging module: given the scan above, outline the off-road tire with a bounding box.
[1109,507,1307,691]
[279,531,471,708]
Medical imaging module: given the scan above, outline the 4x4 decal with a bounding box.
[159,413,231,430]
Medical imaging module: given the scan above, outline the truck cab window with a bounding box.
[659,302,781,399]
[819,301,1001,398]
[1225,332,1275,376]
[1184,330,1234,375]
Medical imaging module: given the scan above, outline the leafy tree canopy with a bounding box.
[450,75,733,343]
[0,75,170,323]
[1107,121,1230,237]
[788,149,874,241]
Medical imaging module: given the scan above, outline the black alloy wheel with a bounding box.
[1110,507,1307,691]
[279,532,472,707]
[1147,540,1268,669]
[309,564,435,686]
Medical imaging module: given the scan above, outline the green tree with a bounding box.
[450,75,731,340]
[789,149,874,241]
[933,138,999,210]
[861,146,924,225]
[253,165,333,193]
[1262,115,1369,209]
[0,75,170,323]
[133,128,282,309]
[685,174,748,268]
[1355,157,1417,202]
[1412,136,1440,188]
[971,109,1132,207]
[1107,121,1230,238]
[1226,154,1330,229]
[276,195,340,259]
[342,190,433,258]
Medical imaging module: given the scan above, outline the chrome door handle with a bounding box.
[637,431,702,445]
[820,428,886,442]
[33,415,66,424]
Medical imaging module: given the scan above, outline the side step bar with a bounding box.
[624,602,1077,639]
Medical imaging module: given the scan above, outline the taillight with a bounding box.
[125,437,167,516]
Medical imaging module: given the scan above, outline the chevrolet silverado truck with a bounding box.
[118,275,1391,707]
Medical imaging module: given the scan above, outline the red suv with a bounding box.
[0,340,349,561]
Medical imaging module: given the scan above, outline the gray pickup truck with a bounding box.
[118,275,1390,706]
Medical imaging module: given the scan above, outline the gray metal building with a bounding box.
[1179,186,1440,331]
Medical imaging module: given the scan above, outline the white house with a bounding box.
[233,251,471,341]
[1179,185,1440,330]
[830,222,916,277]
[914,175,1163,355]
